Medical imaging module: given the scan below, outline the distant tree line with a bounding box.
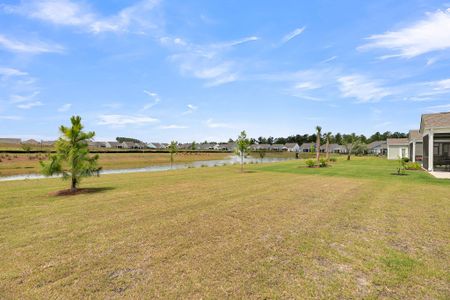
[116,137,143,143]
[243,131,407,145]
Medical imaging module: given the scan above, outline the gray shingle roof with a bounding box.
[420,112,450,133]
[387,138,408,146]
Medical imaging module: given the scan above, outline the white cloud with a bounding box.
[2,0,160,34]
[0,67,28,78]
[10,91,40,103]
[205,118,234,129]
[0,115,22,120]
[294,81,321,90]
[425,103,450,112]
[17,101,43,109]
[281,27,306,44]
[162,35,258,86]
[182,104,198,115]
[142,90,160,110]
[430,78,450,91]
[338,74,392,103]
[57,103,72,112]
[159,124,188,129]
[0,34,64,54]
[359,9,450,58]
[98,114,158,126]
[320,56,338,64]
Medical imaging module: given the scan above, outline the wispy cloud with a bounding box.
[17,101,43,109]
[98,114,158,126]
[0,34,64,54]
[182,104,198,115]
[0,115,22,120]
[281,27,306,44]
[320,56,338,64]
[57,103,72,112]
[161,35,259,86]
[159,124,188,129]
[142,90,160,110]
[0,67,28,78]
[2,0,161,34]
[205,118,234,129]
[425,103,450,112]
[338,74,392,103]
[359,9,450,59]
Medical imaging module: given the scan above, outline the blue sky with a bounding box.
[0,0,450,142]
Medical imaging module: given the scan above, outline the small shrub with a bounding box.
[329,157,337,162]
[405,162,421,170]
[305,159,316,168]
[319,158,328,168]
[402,157,410,163]
[396,158,407,175]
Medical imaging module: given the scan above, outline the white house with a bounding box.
[408,130,423,162]
[367,141,387,155]
[387,138,409,160]
[284,143,300,152]
[420,112,450,172]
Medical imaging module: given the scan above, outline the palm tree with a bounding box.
[325,132,332,160]
[168,141,178,169]
[40,116,100,192]
[342,133,360,160]
[315,126,322,162]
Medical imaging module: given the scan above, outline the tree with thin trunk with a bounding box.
[235,130,250,173]
[342,133,360,160]
[315,126,322,162]
[40,116,100,192]
[325,132,332,160]
[168,141,178,169]
[258,149,266,163]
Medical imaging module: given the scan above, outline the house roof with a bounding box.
[408,130,422,141]
[284,143,299,148]
[387,138,408,146]
[299,143,315,149]
[367,141,387,149]
[420,112,450,133]
[320,143,345,150]
[0,138,21,144]
[23,139,40,144]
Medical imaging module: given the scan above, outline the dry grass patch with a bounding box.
[0,161,449,298]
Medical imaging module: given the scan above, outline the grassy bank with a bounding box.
[0,152,230,177]
[0,157,448,298]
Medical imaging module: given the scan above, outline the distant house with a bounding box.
[271,144,284,151]
[0,138,21,144]
[367,141,387,155]
[408,130,423,162]
[251,144,271,151]
[420,112,450,172]
[147,142,168,149]
[105,141,124,149]
[299,143,315,153]
[88,141,105,148]
[22,139,40,145]
[41,140,56,147]
[320,143,347,153]
[284,143,300,152]
[387,138,409,160]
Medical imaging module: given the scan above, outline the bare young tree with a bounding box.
[316,126,322,162]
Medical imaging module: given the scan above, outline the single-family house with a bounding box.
[271,144,284,151]
[387,138,409,160]
[41,140,56,147]
[420,112,450,172]
[320,143,347,153]
[408,130,423,162]
[0,138,21,144]
[251,144,271,151]
[367,141,387,155]
[105,141,124,148]
[299,143,315,153]
[88,141,105,148]
[284,143,300,152]
[22,139,40,145]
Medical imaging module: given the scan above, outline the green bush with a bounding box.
[305,159,316,168]
[402,157,410,163]
[329,157,337,162]
[405,162,421,170]
[319,158,328,168]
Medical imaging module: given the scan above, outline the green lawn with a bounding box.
[0,157,449,298]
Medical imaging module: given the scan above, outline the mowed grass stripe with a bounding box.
[0,160,449,298]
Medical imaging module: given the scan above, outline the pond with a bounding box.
[0,156,291,182]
